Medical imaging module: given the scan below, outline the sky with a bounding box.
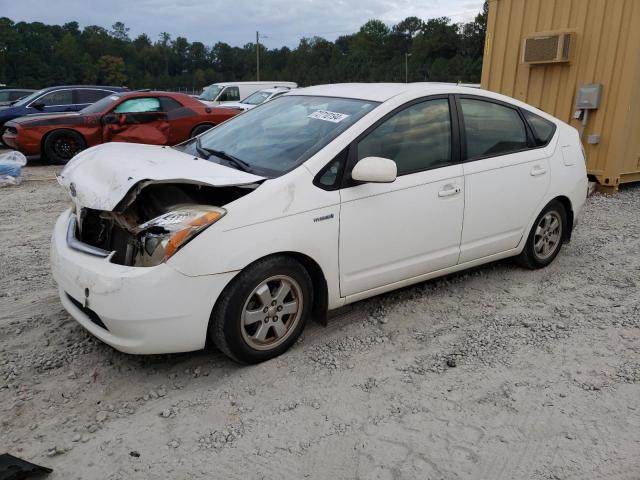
[0,0,484,48]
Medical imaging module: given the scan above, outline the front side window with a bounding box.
[178,95,378,177]
[357,98,452,176]
[460,98,528,159]
[114,97,161,113]
[219,87,240,102]
[522,109,555,146]
[38,90,73,106]
[81,95,121,114]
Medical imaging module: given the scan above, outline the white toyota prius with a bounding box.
[51,83,588,363]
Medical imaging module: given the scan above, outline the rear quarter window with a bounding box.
[522,110,556,146]
[76,89,112,104]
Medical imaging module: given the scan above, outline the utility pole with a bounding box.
[405,53,412,83]
[256,31,260,81]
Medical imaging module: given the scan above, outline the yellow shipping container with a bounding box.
[481,0,640,190]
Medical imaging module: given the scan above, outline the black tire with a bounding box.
[43,129,86,165]
[209,256,314,364]
[190,123,214,138]
[515,200,567,269]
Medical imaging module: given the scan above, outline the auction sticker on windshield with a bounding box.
[308,110,350,123]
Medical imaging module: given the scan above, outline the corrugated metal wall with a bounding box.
[481,0,640,188]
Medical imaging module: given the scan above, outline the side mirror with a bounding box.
[351,156,397,183]
[31,102,45,110]
[101,113,118,125]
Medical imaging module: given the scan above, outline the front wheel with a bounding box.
[44,129,86,165]
[515,200,567,269]
[209,256,313,363]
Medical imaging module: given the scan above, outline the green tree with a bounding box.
[96,55,127,85]
[0,5,488,88]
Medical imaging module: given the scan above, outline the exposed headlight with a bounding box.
[136,205,226,265]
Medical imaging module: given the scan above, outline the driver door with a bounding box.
[339,96,464,297]
[101,97,171,145]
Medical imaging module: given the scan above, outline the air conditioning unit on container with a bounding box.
[522,32,573,64]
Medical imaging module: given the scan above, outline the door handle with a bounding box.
[530,165,547,176]
[438,185,461,197]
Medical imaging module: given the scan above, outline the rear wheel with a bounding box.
[190,124,214,138]
[44,129,86,165]
[209,256,313,364]
[515,200,567,269]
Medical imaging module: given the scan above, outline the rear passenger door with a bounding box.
[456,96,551,263]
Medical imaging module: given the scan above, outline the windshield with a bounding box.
[242,90,272,105]
[12,89,46,107]
[198,85,223,101]
[80,94,121,114]
[177,95,378,177]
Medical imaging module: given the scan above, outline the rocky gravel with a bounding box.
[1,159,639,479]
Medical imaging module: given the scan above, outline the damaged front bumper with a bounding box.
[51,209,238,354]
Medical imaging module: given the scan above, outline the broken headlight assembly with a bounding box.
[135,205,226,266]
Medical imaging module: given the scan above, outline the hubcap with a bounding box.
[533,211,562,260]
[241,275,303,351]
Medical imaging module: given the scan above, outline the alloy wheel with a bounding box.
[54,136,80,160]
[241,275,303,351]
[533,211,562,260]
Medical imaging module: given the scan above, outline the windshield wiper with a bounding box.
[196,138,254,173]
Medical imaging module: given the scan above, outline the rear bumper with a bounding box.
[51,209,238,354]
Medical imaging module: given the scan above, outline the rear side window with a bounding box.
[522,109,556,145]
[460,98,528,159]
[76,89,112,104]
[357,98,452,175]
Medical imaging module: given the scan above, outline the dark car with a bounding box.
[2,91,241,164]
[0,85,128,142]
[0,89,36,107]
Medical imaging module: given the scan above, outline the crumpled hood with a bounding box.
[57,142,265,211]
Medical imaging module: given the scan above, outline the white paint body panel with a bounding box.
[339,165,464,296]
[460,147,552,262]
[50,83,588,354]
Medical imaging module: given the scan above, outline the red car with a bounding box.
[2,91,241,164]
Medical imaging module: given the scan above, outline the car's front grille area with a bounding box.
[66,293,109,331]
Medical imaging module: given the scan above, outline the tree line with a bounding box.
[0,3,487,91]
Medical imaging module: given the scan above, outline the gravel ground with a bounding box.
[1,157,639,479]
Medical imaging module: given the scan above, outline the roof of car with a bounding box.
[40,85,128,91]
[288,83,483,102]
[256,87,291,94]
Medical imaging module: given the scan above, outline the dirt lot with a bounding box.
[1,157,639,480]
